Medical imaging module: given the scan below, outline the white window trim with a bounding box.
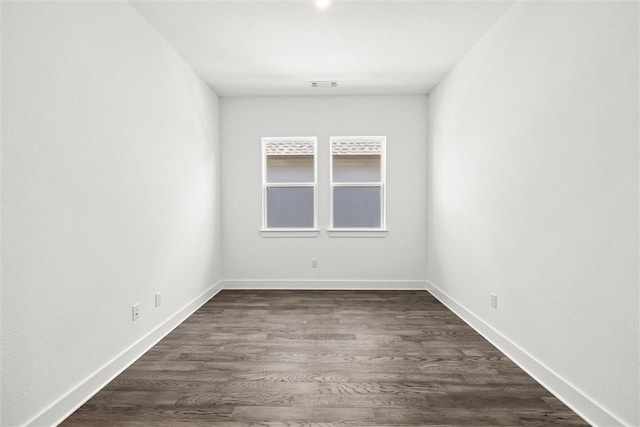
[261,136,318,236]
[260,229,320,238]
[329,136,387,235]
[326,229,388,237]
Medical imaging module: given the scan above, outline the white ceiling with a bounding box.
[131,0,513,96]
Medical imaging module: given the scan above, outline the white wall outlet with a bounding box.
[155,292,161,308]
[490,293,498,309]
[312,259,318,268]
[132,303,140,321]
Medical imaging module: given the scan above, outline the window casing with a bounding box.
[329,136,386,232]
[262,137,317,232]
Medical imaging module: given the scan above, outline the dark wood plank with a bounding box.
[60,290,590,426]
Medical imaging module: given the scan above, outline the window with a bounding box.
[330,136,386,233]
[262,137,317,233]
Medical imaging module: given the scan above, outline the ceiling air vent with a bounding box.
[311,81,338,88]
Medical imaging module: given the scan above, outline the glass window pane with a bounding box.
[267,155,314,183]
[266,186,314,228]
[333,186,381,228]
[332,155,381,182]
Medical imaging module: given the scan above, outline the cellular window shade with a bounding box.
[331,140,382,156]
[264,140,315,156]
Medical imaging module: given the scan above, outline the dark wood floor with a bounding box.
[61,290,589,426]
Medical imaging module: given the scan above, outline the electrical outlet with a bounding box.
[155,292,161,308]
[132,303,140,321]
[312,259,318,268]
[490,293,498,309]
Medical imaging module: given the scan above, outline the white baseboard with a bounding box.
[26,279,623,427]
[222,279,428,290]
[425,280,627,427]
[27,281,224,427]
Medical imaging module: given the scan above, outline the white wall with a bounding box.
[1,2,222,425]
[221,96,428,285]
[427,1,638,426]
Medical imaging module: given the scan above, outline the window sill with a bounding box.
[327,229,388,238]
[260,229,320,238]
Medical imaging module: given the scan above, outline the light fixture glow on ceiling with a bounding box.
[315,0,330,9]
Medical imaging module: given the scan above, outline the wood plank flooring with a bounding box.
[60,290,590,426]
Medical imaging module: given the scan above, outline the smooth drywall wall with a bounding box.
[1,2,222,425]
[221,96,428,283]
[427,1,638,425]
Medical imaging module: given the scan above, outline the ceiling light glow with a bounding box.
[316,0,330,9]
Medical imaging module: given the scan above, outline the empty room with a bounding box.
[1,0,638,426]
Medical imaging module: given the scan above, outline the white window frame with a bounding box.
[328,136,387,237]
[261,136,319,237]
